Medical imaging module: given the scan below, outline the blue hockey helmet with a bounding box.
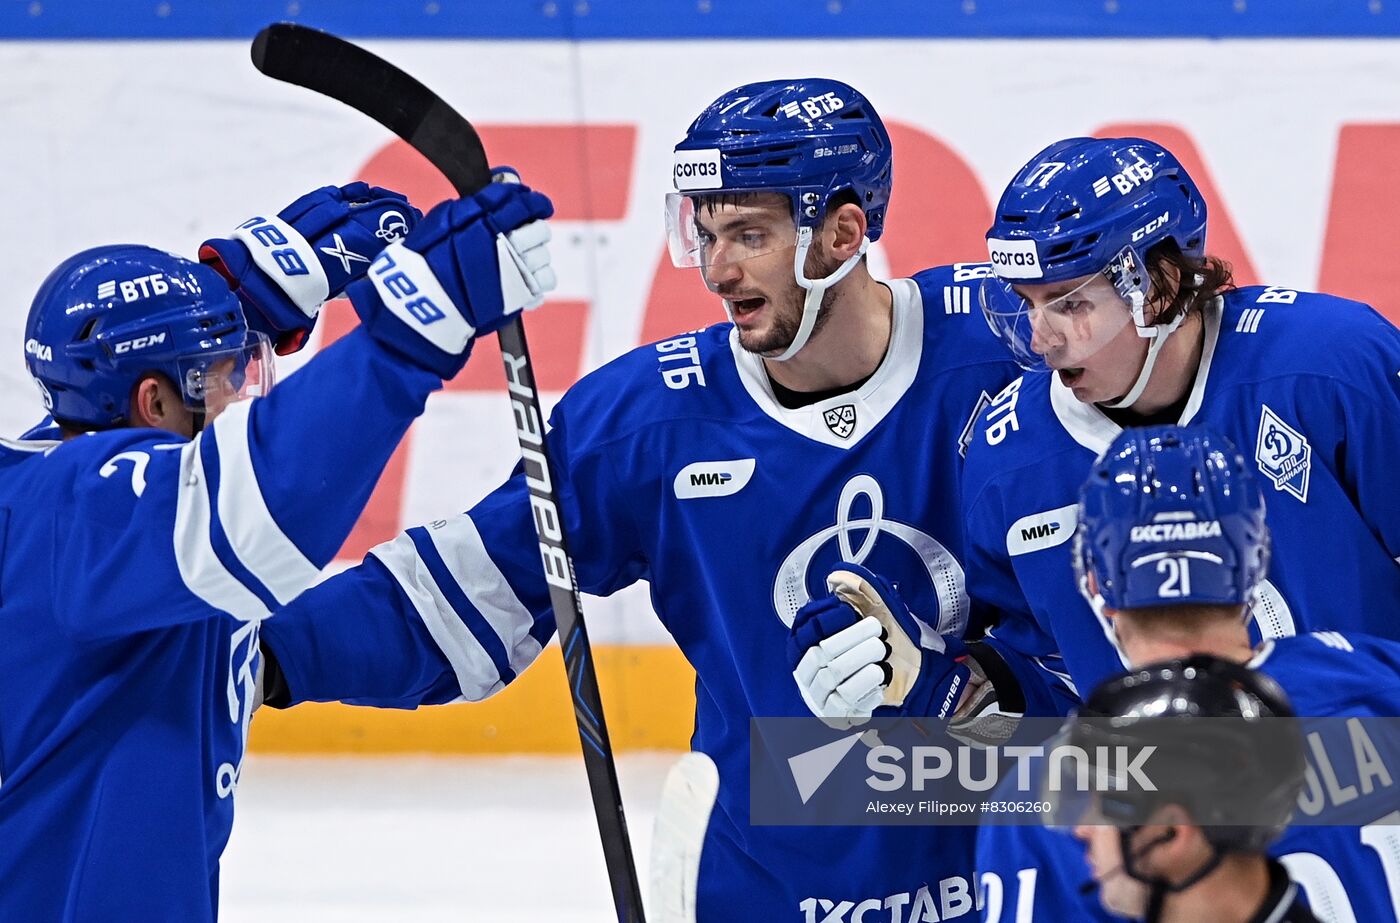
[986,137,1206,287]
[1074,425,1270,611]
[666,78,893,360]
[24,244,275,428]
[668,78,892,249]
[979,138,1209,403]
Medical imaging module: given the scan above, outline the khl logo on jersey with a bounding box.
[771,474,968,643]
[1256,404,1311,503]
[823,404,857,439]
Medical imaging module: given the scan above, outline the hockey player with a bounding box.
[258,79,1024,919]
[0,173,557,921]
[1051,658,1316,923]
[955,136,1400,711]
[975,426,1400,922]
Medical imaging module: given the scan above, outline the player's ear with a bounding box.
[825,201,868,260]
[128,373,185,433]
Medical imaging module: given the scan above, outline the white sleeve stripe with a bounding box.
[210,400,322,605]
[427,516,544,674]
[172,437,272,624]
[371,531,505,701]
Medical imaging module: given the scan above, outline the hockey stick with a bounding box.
[250,24,646,922]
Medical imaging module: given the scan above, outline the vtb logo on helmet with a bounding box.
[664,78,894,361]
[985,137,1206,287]
[23,244,274,428]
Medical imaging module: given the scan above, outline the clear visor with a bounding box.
[665,192,800,269]
[1040,724,1142,831]
[175,331,276,415]
[979,247,1149,373]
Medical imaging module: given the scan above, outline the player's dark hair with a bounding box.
[1145,237,1235,326]
[695,190,791,217]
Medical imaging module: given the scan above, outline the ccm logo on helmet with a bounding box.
[1131,212,1170,243]
[986,238,1043,280]
[112,333,168,355]
[673,149,723,192]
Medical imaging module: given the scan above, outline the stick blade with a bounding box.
[649,752,720,923]
[250,22,490,195]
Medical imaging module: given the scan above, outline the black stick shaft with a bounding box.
[251,24,645,921]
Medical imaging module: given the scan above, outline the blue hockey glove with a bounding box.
[346,167,556,379]
[788,562,972,727]
[200,182,421,355]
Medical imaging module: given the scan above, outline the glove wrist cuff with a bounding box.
[348,275,467,380]
[230,216,329,315]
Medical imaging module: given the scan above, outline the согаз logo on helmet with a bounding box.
[672,148,723,191]
[986,239,1042,280]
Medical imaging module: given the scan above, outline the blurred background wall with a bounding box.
[3,0,1398,754]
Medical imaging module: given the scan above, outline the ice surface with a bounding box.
[221,754,674,922]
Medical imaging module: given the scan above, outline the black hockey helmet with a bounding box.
[1047,654,1305,857]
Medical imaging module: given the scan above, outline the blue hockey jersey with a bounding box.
[0,327,441,921]
[962,285,1400,704]
[975,632,1400,922]
[262,266,1024,921]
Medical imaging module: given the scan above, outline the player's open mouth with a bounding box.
[1058,368,1084,386]
[729,297,766,317]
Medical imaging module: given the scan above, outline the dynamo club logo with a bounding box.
[770,474,968,643]
[1256,404,1311,503]
[376,210,410,242]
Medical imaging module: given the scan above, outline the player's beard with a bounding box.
[735,240,843,357]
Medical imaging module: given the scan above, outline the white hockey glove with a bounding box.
[787,562,973,728]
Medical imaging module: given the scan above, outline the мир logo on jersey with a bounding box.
[823,404,857,439]
[1256,404,1311,503]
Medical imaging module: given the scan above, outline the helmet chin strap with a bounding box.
[1100,293,1187,410]
[768,226,870,363]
